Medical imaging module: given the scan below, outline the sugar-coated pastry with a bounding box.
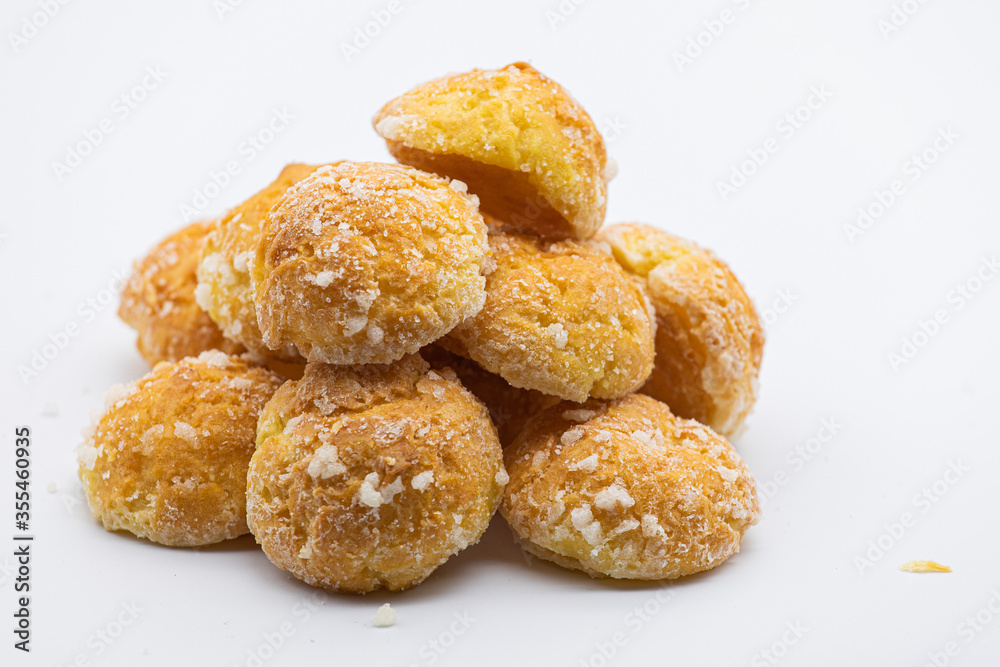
[246,356,506,593]
[196,163,323,359]
[76,352,285,546]
[502,394,760,580]
[596,223,764,437]
[118,220,244,365]
[251,162,489,365]
[373,62,611,240]
[445,230,655,403]
[421,344,558,447]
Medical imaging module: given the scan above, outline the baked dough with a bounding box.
[251,161,489,365]
[196,163,322,359]
[246,355,506,593]
[501,394,760,580]
[421,344,558,447]
[118,220,244,365]
[76,351,284,546]
[445,230,655,402]
[373,62,611,240]
[597,223,764,437]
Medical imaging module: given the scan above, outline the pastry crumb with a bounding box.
[899,560,951,573]
[373,603,396,627]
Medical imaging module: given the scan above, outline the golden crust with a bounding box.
[196,163,323,359]
[501,394,760,580]
[246,356,506,593]
[118,220,245,365]
[76,352,285,547]
[421,344,559,447]
[597,224,764,438]
[373,62,610,240]
[251,162,489,365]
[446,230,655,403]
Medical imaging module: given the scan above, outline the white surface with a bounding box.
[3,1,1000,665]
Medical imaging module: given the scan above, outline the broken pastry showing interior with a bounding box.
[373,62,612,240]
[196,163,326,360]
[246,355,507,593]
[119,219,245,365]
[76,352,285,546]
[501,394,760,580]
[596,223,764,438]
[251,161,489,365]
[443,229,655,403]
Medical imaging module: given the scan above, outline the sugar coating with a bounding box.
[502,394,760,580]
[447,231,655,402]
[373,62,610,240]
[246,355,507,593]
[411,470,435,491]
[251,162,489,365]
[77,354,284,547]
[596,223,765,438]
[373,603,396,627]
[119,219,244,365]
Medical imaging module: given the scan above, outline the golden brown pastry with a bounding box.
[118,220,244,365]
[502,394,760,580]
[421,344,558,447]
[251,161,489,365]
[596,223,764,437]
[196,163,323,359]
[76,351,284,546]
[246,356,506,593]
[373,62,611,240]
[445,230,655,403]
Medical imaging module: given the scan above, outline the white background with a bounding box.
[2,1,1000,665]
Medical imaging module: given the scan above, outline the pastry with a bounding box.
[374,62,611,240]
[246,355,506,593]
[77,351,284,546]
[118,220,244,365]
[251,161,489,365]
[597,223,764,437]
[501,394,760,579]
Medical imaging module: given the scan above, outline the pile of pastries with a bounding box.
[79,62,765,593]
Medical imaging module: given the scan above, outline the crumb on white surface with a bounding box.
[899,560,951,573]
[41,401,59,417]
[47,482,58,493]
[373,603,396,627]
